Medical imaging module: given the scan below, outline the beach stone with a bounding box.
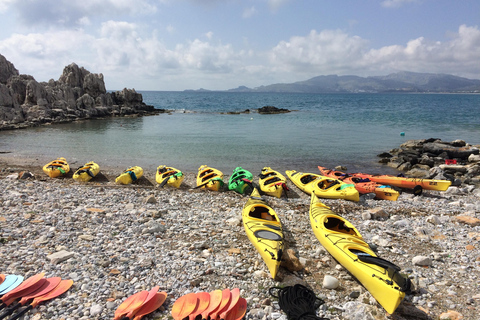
[454,215,480,226]
[426,215,441,225]
[90,304,103,316]
[226,216,242,226]
[79,234,95,241]
[413,255,432,266]
[144,195,156,204]
[47,250,74,264]
[341,301,376,320]
[323,275,339,289]
[368,207,388,220]
[439,310,463,320]
[281,249,304,272]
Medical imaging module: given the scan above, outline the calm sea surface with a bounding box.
[1,92,479,175]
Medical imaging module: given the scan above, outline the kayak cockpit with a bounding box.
[249,205,277,222]
[323,216,358,236]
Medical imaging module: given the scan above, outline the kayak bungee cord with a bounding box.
[269,284,328,320]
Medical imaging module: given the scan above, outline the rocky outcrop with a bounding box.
[257,106,290,114]
[378,138,480,186]
[0,54,164,130]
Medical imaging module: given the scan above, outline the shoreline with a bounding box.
[1,156,480,320]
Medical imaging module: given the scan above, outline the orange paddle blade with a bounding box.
[115,292,142,319]
[114,290,149,320]
[0,275,5,284]
[1,272,45,301]
[201,290,223,320]
[123,286,159,319]
[209,289,231,320]
[226,298,247,320]
[188,292,210,320]
[18,277,62,305]
[171,292,198,320]
[132,292,167,320]
[219,288,240,320]
[30,279,73,308]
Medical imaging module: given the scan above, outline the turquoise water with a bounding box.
[1,92,479,175]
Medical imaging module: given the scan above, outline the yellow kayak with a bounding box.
[115,166,143,185]
[258,167,288,198]
[156,165,184,188]
[286,170,359,202]
[242,188,284,279]
[196,165,224,191]
[43,157,70,178]
[73,161,100,182]
[309,192,411,314]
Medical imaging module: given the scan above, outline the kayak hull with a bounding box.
[258,167,288,198]
[309,193,410,314]
[156,165,184,188]
[318,166,399,201]
[352,173,451,191]
[228,167,253,194]
[73,162,100,182]
[286,170,359,202]
[115,166,143,184]
[43,157,70,178]
[242,188,284,279]
[196,165,224,191]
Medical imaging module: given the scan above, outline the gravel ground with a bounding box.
[1,159,479,320]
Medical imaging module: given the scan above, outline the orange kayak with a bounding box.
[351,172,451,193]
[318,166,399,201]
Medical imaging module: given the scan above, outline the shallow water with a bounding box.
[1,92,479,175]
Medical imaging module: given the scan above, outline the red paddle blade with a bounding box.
[188,292,210,320]
[201,290,222,320]
[117,291,149,320]
[18,277,62,305]
[226,298,247,320]
[30,279,73,308]
[219,288,240,320]
[0,275,5,284]
[1,273,45,301]
[171,292,198,320]
[209,289,231,320]
[132,292,167,320]
[2,278,47,306]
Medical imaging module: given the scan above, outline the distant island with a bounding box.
[186,71,480,94]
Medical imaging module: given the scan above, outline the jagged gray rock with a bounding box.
[0,54,163,130]
[378,138,480,186]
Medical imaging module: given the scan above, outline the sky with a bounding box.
[1,0,480,91]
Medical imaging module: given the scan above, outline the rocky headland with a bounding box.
[0,54,164,131]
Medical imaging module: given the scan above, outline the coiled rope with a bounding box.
[269,284,328,320]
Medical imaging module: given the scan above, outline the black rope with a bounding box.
[269,284,328,320]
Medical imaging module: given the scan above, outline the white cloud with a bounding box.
[381,0,419,8]
[270,29,369,74]
[364,25,480,76]
[0,30,95,79]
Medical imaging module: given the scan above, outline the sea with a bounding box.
[1,92,479,175]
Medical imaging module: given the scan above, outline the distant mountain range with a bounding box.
[189,71,480,93]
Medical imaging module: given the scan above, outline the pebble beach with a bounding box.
[1,158,480,320]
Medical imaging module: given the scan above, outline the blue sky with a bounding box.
[1,0,479,91]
